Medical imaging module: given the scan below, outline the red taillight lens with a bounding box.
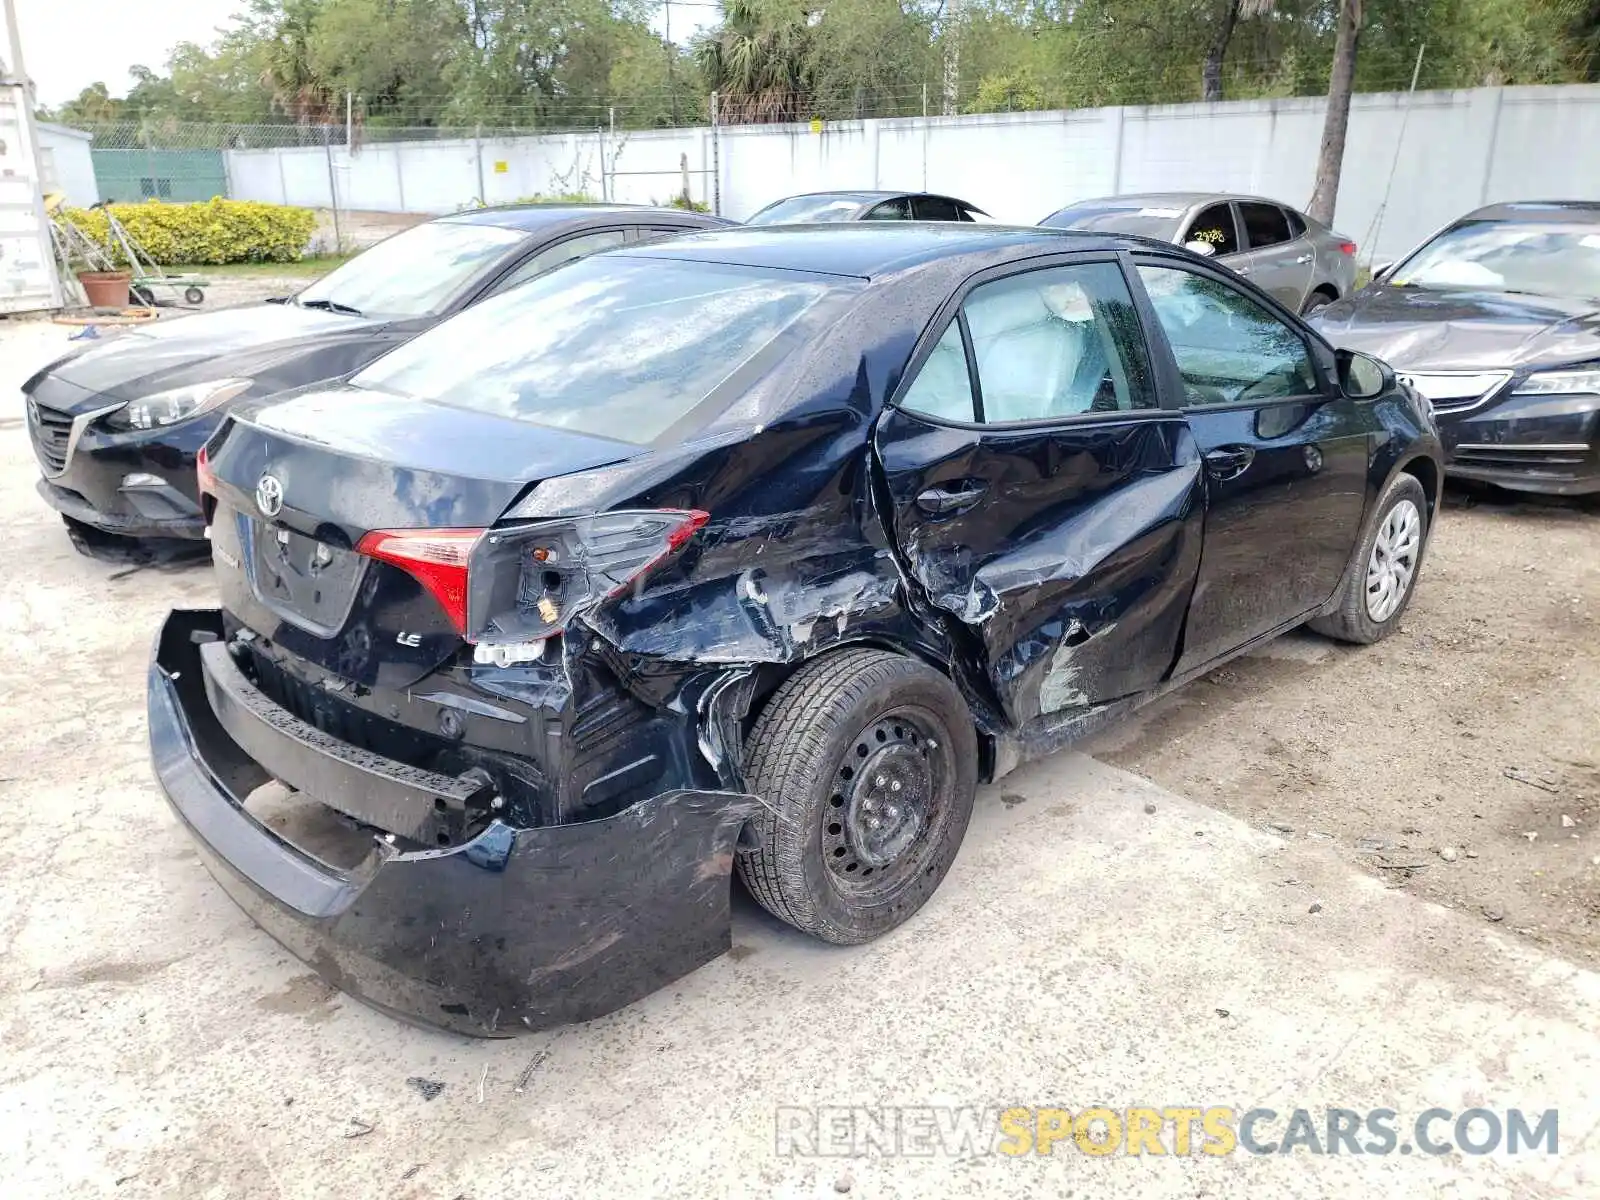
[357,510,710,644]
[196,445,217,496]
[356,528,485,635]
[1339,241,1358,256]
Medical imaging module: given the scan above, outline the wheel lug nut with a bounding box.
[875,775,886,787]
[890,780,902,792]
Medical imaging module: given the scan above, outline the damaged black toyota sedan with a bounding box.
[149,225,1442,1035]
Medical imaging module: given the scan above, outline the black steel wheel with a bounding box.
[737,648,978,944]
[184,286,205,306]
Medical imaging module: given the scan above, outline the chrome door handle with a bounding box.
[916,482,988,516]
[1203,445,1255,481]
[1294,254,1313,264]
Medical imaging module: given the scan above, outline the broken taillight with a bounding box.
[356,528,484,635]
[356,510,709,643]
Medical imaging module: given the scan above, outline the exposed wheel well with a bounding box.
[1313,283,1339,300]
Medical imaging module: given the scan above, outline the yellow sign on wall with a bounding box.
[810,118,823,134]
[493,161,509,174]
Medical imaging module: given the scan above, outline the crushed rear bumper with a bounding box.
[148,609,758,1036]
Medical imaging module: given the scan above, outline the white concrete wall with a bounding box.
[37,123,98,206]
[224,83,1600,261]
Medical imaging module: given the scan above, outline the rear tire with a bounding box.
[184,286,205,306]
[736,648,978,944]
[1301,290,1335,316]
[1310,473,1428,644]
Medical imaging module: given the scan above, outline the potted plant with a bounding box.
[47,199,132,308]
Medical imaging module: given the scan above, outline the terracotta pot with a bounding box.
[77,270,132,308]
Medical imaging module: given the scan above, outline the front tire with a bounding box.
[1310,473,1428,644]
[737,648,978,944]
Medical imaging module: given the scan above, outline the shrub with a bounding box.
[62,199,317,267]
[667,196,711,213]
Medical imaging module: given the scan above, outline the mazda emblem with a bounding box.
[256,473,284,519]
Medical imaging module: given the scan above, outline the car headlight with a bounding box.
[1514,366,1600,396]
[104,378,252,431]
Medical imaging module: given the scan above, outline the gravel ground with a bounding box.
[1086,486,1600,964]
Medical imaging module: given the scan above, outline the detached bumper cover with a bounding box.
[148,609,758,1036]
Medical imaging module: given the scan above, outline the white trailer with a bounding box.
[0,0,63,314]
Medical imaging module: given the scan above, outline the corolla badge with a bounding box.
[255,473,284,518]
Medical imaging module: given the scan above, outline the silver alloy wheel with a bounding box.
[1365,498,1421,622]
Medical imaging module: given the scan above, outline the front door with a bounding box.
[1234,201,1315,310]
[1131,258,1371,673]
[874,256,1205,727]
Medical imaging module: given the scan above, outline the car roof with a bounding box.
[1054,191,1293,210]
[1461,200,1600,224]
[760,190,975,206]
[439,203,727,232]
[616,223,1158,279]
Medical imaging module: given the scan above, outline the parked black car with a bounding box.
[1308,200,1600,495]
[24,204,729,553]
[746,190,989,225]
[150,224,1441,1035]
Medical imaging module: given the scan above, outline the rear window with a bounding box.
[747,195,866,224]
[352,256,848,444]
[1039,203,1184,241]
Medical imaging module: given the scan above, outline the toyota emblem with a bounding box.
[255,473,284,519]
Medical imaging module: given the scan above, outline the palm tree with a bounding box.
[694,0,818,124]
[254,0,334,124]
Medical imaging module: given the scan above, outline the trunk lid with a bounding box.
[206,383,640,686]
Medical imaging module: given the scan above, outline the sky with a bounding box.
[15,0,247,106]
[14,0,717,108]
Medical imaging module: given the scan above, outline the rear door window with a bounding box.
[898,261,1156,423]
[354,256,851,445]
[1239,202,1293,250]
[1184,203,1240,256]
[864,198,913,221]
[914,195,962,221]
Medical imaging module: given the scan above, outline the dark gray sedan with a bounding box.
[1040,192,1358,315]
[1308,200,1600,496]
[24,204,729,554]
[746,191,989,225]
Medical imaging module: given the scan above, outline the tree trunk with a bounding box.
[1307,0,1362,225]
[1202,0,1242,103]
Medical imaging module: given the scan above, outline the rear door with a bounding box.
[1131,257,1370,673]
[1235,202,1314,309]
[874,254,1204,727]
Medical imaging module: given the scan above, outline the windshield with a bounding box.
[353,256,849,444]
[746,195,867,225]
[297,220,526,316]
[1039,203,1184,240]
[1391,220,1600,300]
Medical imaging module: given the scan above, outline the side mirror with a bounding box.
[1183,239,1218,258]
[1337,349,1389,400]
[1370,261,1394,282]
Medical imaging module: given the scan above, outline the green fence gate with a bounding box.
[90,149,229,203]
